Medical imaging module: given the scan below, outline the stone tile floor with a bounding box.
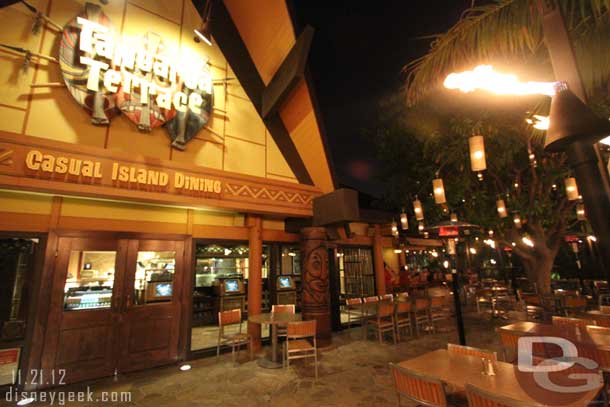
[2,309,513,407]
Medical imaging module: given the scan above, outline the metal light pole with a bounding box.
[538,0,610,280]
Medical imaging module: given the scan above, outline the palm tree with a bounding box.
[405,0,610,106]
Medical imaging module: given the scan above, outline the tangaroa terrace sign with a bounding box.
[59,2,213,150]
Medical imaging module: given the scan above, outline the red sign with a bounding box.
[439,226,459,237]
[564,235,580,243]
[0,348,19,365]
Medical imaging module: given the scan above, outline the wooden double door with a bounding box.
[41,236,185,385]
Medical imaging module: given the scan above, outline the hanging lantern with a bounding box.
[513,213,522,229]
[391,221,398,236]
[488,229,494,237]
[418,221,424,233]
[450,213,458,222]
[469,134,487,172]
[447,239,456,255]
[432,178,446,204]
[400,211,409,229]
[576,203,586,221]
[564,177,579,201]
[496,199,507,218]
[423,231,429,239]
[413,199,424,220]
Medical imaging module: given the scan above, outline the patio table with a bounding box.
[248,312,301,369]
[497,321,610,348]
[398,349,601,407]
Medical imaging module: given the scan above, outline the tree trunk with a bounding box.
[522,254,554,295]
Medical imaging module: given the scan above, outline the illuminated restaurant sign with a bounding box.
[60,3,213,150]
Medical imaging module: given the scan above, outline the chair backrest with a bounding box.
[219,309,242,327]
[562,295,586,308]
[601,305,610,313]
[476,288,493,298]
[389,363,447,407]
[396,301,412,314]
[414,297,430,311]
[447,343,497,362]
[498,331,519,351]
[552,315,595,329]
[521,293,541,306]
[466,384,545,407]
[586,325,610,335]
[272,304,295,314]
[430,296,446,308]
[596,346,610,370]
[287,319,316,339]
[380,294,394,302]
[599,293,610,307]
[396,292,409,299]
[364,296,379,303]
[346,297,362,306]
[378,302,394,318]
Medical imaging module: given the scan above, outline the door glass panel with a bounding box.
[64,251,116,311]
[134,251,176,305]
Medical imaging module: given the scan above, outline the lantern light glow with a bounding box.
[468,135,486,172]
[432,178,446,204]
[443,65,557,96]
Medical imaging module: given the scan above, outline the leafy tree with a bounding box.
[392,0,610,293]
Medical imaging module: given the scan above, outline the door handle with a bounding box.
[124,294,131,313]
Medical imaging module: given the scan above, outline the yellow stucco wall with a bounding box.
[0,189,53,214]
[382,248,399,273]
[0,0,297,183]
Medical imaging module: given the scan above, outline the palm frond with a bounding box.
[405,0,610,106]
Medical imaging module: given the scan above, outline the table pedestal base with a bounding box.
[256,357,283,369]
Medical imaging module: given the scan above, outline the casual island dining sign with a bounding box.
[59,2,213,150]
[0,133,317,217]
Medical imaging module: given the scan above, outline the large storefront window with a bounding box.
[190,242,270,352]
[0,237,38,386]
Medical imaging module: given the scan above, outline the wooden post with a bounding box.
[246,214,263,351]
[373,224,386,295]
[300,227,332,346]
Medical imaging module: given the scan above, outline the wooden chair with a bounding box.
[465,384,545,407]
[560,295,587,316]
[272,304,295,338]
[429,296,449,333]
[599,293,610,307]
[396,292,409,300]
[601,305,610,314]
[284,320,318,380]
[595,345,610,405]
[389,363,448,407]
[380,293,394,302]
[412,297,432,335]
[552,315,595,329]
[447,343,497,362]
[368,302,396,344]
[475,288,493,313]
[364,296,379,303]
[345,297,364,328]
[519,292,544,321]
[217,309,252,363]
[498,331,519,363]
[395,301,413,341]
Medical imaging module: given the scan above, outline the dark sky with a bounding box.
[292,1,471,196]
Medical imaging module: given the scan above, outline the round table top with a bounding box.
[248,312,301,325]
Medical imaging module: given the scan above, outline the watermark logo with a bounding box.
[515,336,602,405]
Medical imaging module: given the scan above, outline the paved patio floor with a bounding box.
[2,309,514,407]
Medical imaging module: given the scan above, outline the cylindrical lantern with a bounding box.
[496,199,507,218]
[450,213,458,222]
[447,239,456,255]
[400,211,408,229]
[513,213,522,229]
[418,222,424,233]
[564,177,579,201]
[469,134,487,172]
[391,221,398,236]
[488,229,494,237]
[413,199,424,221]
[576,203,586,221]
[423,231,429,239]
[432,178,446,204]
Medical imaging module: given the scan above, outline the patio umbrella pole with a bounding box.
[451,254,467,345]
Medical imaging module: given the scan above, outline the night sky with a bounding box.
[292,1,471,196]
